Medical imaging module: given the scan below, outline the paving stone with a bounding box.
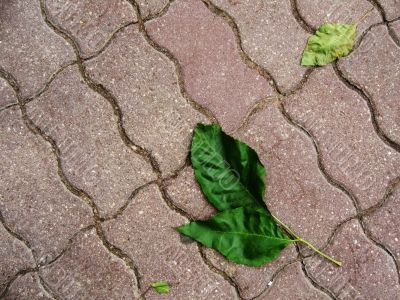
[296,0,381,36]
[146,0,274,131]
[257,263,330,300]
[2,273,52,300]
[85,25,208,176]
[364,183,400,263]
[339,25,400,144]
[0,0,74,98]
[138,0,169,20]
[392,19,400,35]
[45,0,137,58]
[0,78,17,109]
[304,219,400,299]
[284,66,400,210]
[236,103,355,248]
[26,65,155,217]
[204,246,297,299]
[378,0,400,20]
[209,0,311,93]
[0,222,35,290]
[40,229,139,299]
[166,166,216,220]
[0,107,92,263]
[103,184,238,299]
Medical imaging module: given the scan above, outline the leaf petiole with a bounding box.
[272,214,342,267]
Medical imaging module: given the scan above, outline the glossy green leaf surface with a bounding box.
[150,281,170,294]
[178,207,294,266]
[191,123,266,211]
[301,23,356,66]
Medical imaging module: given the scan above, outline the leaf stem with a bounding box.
[272,214,342,267]
[355,7,374,25]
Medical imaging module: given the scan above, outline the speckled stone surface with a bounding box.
[137,0,169,20]
[0,78,17,109]
[0,0,74,98]
[284,66,400,210]
[146,0,274,131]
[210,0,311,93]
[103,184,238,299]
[2,273,52,300]
[40,229,139,299]
[45,0,137,57]
[0,108,93,263]
[26,65,155,217]
[305,220,400,299]
[378,0,400,20]
[339,25,400,144]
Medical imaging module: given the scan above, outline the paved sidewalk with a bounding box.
[1,0,399,299]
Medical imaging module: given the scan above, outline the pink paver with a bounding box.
[0,107,93,263]
[0,0,74,98]
[339,25,400,144]
[2,273,53,300]
[284,66,400,210]
[103,184,238,299]
[45,0,137,58]
[26,65,155,217]
[304,219,400,299]
[0,78,17,109]
[137,0,169,20]
[378,0,400,20]
[146,0,274,131]
[210,0,311,93]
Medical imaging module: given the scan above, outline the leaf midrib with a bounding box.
[207,229,295,243]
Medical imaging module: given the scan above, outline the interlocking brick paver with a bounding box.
[305,219,400,299]
[86,25,208,175]
[378,0,400,20]
[339,25,400,144]
[103,184,238,299]
[146,0,274,131]
[204,246,297,299]
[0,0,74,98]
[285,66,400,210]
[0,222,35,290]
[296,0,381,35]
[0,107,92,263]
[0,78,17,109]
[45,0,137,57]
[209,0,311,93]
[40,229,139,299]
[137,0,169,20]
[257,263,330,300]
[2,273,52,300]
[237,103,354,248]
[26,65,155,217]
[364,183,400,262]
[392,19,400,35]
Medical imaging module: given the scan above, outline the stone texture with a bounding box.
[146,0,274,131]
[257,263,330,300]
[40,229,139,299]
[236,103,355,248]
[296,0,381,37]
[2,273,52,300]
[103,184,238,299]
[0,78,17,109]
[0,0,74,98]
[339,25,400,144]
[26,65,155,217]
[204,246,297,299]
[45,0,137,57]
[0,107,92,263]
[392,19,400,35]
[138,0,169,20]
[305,220,400,299]
[378,0,400,20]
[0,222,35,290]
[86,25,207,175]
[210,0,311,93]
[364,183,400,262]
[285,66,400,210]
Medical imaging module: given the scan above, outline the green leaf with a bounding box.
[177,207,295,266]
[191,123,266,211]
[150,281,170,294]
[301,23,356,66]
